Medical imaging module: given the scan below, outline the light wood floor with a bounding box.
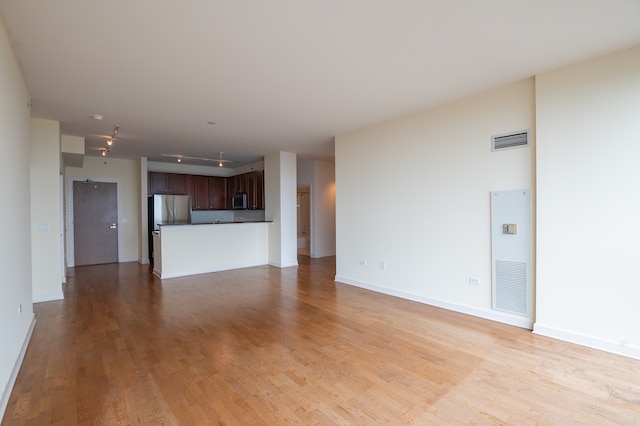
[3,256,640,425]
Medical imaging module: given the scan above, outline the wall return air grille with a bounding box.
[492,130,530,151]
[490,190,532,318]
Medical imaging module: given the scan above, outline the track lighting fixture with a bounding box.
[101,124,119,155]
[161,152,234,166]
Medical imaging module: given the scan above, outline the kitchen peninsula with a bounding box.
[149,168,271,279]
[153,220,271,279]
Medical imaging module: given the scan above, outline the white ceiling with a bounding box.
[1,1,639,167]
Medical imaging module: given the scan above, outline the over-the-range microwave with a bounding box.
[232,193,247,209]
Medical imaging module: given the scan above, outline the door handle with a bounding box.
[109,224,117,229]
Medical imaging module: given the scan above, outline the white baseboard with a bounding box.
[138,257,150,265]
[32,292,64,303]
[1,317,35,419]
[269,260,299,268]
[311,250,336,258]
[334,275,533,330]
[533,323,640,360]
[160,260,269,279]
[69,258,143,267]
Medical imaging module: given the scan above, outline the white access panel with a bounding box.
[491,190,532,317]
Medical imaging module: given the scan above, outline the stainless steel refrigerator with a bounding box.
[152,194,191,230]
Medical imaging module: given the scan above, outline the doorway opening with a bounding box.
[297,186,310,256]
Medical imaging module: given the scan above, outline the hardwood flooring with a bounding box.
[3,256,640,425]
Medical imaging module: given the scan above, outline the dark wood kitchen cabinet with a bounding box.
[228,170,264,209]
[150,171,258,209]
[229,173,249,195]
[208,177,227,210]
[195,176,209,210]
[148,172,167,194]
[250,170,264,210]
[185,175,228,210]
[148,172,187,195]
[184,175,208,210]
[185,175,196,208]
[168,174,187,194]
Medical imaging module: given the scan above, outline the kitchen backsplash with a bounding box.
[191,209,265,224]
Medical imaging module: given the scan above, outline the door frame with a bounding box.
[297,184,313,256]
[60,175,66,282]
[66,176,122,267]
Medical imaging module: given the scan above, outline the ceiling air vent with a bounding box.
[492,130,530,151]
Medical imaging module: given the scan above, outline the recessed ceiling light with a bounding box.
[92,114,104,120]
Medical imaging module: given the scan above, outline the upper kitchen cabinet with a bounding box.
[148,172,188,195]
[148,172,165,194]
[228,170,264,209]
[250,170,264,210]
[208,177,227,210]
[229,173,249,195]
[150,171,261,209]
[184,175,199,210]
[183,174,228,210]
[192,175,210,210]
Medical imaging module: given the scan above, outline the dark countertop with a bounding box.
[159,220,272,226]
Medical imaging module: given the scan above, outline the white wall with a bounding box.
[335,78,535,327]
[0,18,35,417]
[157,222,269,279]
[534,46,640,359]
[30,118,63,302]
[139,157,148,264]
[147,160,264,177]
[66,156,141,264]
[265,152,298,267]
[297,160,336,258]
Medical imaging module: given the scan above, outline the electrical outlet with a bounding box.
[469,277,481,286]
[359,260,367,266]
[380,262,386,271]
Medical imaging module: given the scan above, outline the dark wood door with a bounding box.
[73,181,118,266]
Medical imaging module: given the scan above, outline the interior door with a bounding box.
[73,181,118,266]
